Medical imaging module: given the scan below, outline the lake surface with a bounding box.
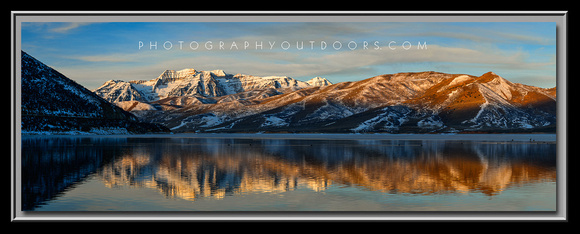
[21,134,557,211]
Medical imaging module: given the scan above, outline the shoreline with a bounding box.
[21,132,557,142]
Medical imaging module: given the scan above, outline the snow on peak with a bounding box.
[94,80,127,91]
[177,68,197,73]
[307,77,332,87]
[448,75,473,87]
[157,68,229,80]
[156,68,197,80]
[210,69,227,77]
[95,67,319,102]
[102,79,120,85]
[175,68,197,77]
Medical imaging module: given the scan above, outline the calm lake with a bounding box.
[21,134,557,211]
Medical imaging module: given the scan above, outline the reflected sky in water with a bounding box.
[21,135,557,211]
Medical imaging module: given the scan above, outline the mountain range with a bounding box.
[19,50,556,134]
[93,68,332,103]
[93,66,556,133]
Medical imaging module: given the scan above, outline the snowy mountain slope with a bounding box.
[93,80,151,103]
[306,77,332,87]
[403,72,556,131]
[92,67,555,133]
[21,51,169,134]
[94,68,333,104]
[165,71,555,133]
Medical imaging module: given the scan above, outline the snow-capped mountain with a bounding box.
[93,68,333,103]
[404,72,557,131]
[306,77,332,87]
[93,67,556,133]
[198,71,555,133]
[21,51,169,134]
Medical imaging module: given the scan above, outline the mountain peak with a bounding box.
[102,79,120,86]
[307,77,332,87]
[480,71,499,78]
[156,68,197,80]
[209,69,227,77]
[177,68,197,73]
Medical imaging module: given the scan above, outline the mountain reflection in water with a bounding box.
[22,136,556,210]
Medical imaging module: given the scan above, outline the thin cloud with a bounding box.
[75,54,133,63]
[50,22,94,33]
[388,22,555,46]
[233,44,552,77]
[23,22,95,34]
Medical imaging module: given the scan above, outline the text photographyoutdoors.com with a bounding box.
[138,40,428,51]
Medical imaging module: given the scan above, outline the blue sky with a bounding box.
[21,22,556,89]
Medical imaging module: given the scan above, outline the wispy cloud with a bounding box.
[75,53,133,63]
[229,44,553,77]
[49,22,94,33]
[22,22,95,34]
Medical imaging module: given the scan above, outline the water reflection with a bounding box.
[22,136,556,210]
[21,137,126,210]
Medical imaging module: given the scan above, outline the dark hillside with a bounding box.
[21,51,169,134]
